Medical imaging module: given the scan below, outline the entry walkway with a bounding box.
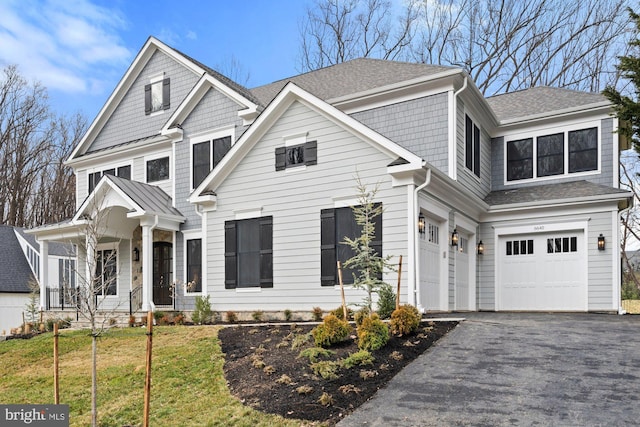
[339,313,640,426]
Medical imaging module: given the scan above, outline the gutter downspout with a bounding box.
[448,77,468,180]
[619,204,632,315]
[412,167,431,310]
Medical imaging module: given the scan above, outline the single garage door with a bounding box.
[498,231,586,311]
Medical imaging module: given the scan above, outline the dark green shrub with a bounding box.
[357,314,389,351]
[312,314,351,347]
[310,360,340,380]
[298,347,335,363]
[354,307,370,327]
[342,350,374,368]
[390,304,421,336]
[311,307,324,322]
[192,295,213,324]
[284,309,293,321]
[376,283,396,319]
[153,311,165,322]
[622,277,640,300]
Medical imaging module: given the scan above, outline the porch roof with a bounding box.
[102,175,183,218]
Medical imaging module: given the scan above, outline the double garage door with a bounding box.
[497,231,586,311]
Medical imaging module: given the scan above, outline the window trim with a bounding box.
[190,127,235,191]
[145,154,171,183]
[502,121,601,186]
[464,113,481,179]
[183,231,203,295]
[95,243,118,297]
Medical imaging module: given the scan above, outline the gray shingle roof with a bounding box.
[486,86,607,123]
[14,227,73,257]
[484,180,630,207]
[104,175,184,218]
[250,58,456,106]
[0,226,35,293]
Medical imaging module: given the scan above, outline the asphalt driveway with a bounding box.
[338,313,640,426]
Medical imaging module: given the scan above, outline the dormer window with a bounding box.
[145,75,170,115]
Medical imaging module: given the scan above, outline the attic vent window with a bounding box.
[145,77,170,115]
[275,141,317,171]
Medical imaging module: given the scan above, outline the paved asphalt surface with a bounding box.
[338,312,640,426]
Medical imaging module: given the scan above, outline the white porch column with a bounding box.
[86,232,97,311]
[39,240,48,310]
[141,224,154,312]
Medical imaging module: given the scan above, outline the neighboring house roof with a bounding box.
[0,226,35,293]
[14,227,73,257]
[486,86,608,123]
[484,180,631,207]
[250,58,457,105]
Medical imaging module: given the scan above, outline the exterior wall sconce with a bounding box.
[597,234,605,251]
[477,240,484,255]
[418,213,426,236]
[451,229,459,247]
[133,247,140,261]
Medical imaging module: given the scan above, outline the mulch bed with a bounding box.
[219,319,457,425]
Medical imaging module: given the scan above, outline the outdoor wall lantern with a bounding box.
[418,213,426,236]
[597,234,605,251]
[477,240,484,255]
[133,247,140,261]
[451,229,459,247]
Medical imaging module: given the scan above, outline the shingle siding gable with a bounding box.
[87,50,199,153]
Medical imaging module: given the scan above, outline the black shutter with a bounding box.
[305,140,317,166]
[320,209,336,286]
[162,78,170,110]
[465,115,473,170]
[224,221,237,289]
[259,216,273,288]
[473,124,480,177]
[275,147,286,171]
[144,84,151,115]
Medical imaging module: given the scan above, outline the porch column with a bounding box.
[39,240,48,310]
[86,232,97,310]
[141,224,153,312]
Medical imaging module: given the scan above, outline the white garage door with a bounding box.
[498,232,586,311]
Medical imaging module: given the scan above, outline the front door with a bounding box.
[153,242,173,306]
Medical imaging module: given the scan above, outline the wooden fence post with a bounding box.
[337,261,347,320]
[143,311,153,427]
[53,323,59,404]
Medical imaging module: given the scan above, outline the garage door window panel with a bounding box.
[506,239,533,256]
[547,236,577,253]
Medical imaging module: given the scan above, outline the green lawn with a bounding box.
[0,326,308,426]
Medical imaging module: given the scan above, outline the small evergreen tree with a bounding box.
[342,176,394,313]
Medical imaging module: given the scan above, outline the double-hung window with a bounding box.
[465,115,481,178]
[88,165,131,193]
[95,249,117,296]
[185,238,202,293]
[192,135,232,189]
[505,125,598,182]
[145,76,170,115]
[146,157,170,183]
[320,204,382,286]
[224,216,273,289]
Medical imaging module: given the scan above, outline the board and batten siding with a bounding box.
[204,100,409,311]
[490,117,615,192]
[87,51,199,153]
[350,93,449,172]
[477,207,619,312]
[456,100,491,200]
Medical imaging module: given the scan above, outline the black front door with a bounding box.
[153,242,173,305]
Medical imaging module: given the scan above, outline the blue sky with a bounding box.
[0,0,312,120]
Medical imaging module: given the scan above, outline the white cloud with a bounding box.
[0,0,131,95]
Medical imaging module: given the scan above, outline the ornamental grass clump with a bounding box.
[311,314,351,348]
[356,313,389,351]
[390,304,421,336]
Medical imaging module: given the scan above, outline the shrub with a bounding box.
[354,307,370,327]
[330,306,353,321]
[339,384,361,394]
[276,374,294,385]
[311,307,324,322]
[296,385,313,395]
[192,296,213,324]
[153,311,165,322]
[356,314,389,351]
[252,311,264,322]
[283,309,293,321]
[311,314,351,347]
[319,392,334,406]
[298,347,335,363]
[173,311,185,325]
[225,310,238,324]
[310,361,340,380]
[390,304,421,336]
[342,349,375,369]
[376,283,396,319]
[291,332,312,350]
[128,315,136,327]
